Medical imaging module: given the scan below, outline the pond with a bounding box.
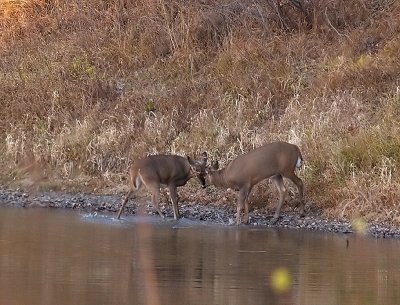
[0,207,399,305]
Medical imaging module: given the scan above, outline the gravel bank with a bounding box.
[1,187,400,238]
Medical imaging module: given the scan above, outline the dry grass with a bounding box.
[1,0,400,222]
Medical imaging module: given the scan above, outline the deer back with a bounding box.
[220,142,302,187]
[135,155,192,187]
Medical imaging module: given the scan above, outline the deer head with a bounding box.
[187,152,208,188]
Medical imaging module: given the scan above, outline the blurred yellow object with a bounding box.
[271,267,291,293]
[352,217,368,235]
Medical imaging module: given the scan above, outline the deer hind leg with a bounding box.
[117,189,133,219]
[168,184,180,220]
[117,175,143,219]
[271,174,287,223]
[285,171,304,216]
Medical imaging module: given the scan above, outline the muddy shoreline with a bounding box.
[1,187,400,239]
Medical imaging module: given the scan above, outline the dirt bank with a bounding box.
[1,187,399,239]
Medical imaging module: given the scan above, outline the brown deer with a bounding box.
[117,153,208,220]
[205,141,304,225]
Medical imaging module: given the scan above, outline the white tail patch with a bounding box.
[135,173,143,189]
[296,157,303,168]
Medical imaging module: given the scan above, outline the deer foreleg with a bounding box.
[168,185,180,220]
[242,186,252,225]
[237,187,249,225]
[151,187,164,219]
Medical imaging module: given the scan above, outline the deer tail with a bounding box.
[296,149,304,169]
[128,165,140,189]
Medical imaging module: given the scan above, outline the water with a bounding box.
[0,207,399,305]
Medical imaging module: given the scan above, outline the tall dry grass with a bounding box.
[1,0,400,222]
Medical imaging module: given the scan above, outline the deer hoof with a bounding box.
[271,216,280,224]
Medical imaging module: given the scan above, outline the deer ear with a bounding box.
[187,156,195,165]
[201,152,208,164]
[212,160,219,170]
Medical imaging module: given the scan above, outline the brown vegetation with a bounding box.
[1,0,400,223]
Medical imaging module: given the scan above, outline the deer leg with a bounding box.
[236,187,249,225]
[168,185,180,220]
[117,175,143,219]
[271,175,287,223]
[236,195,243,225]
[148,184,164,219]
[242,186,253,225]
[285,172,305,216]
[117,189,133,219]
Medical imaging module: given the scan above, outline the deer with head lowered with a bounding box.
[205,141,304,225]
[117,153,208,220]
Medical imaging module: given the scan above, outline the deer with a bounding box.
[205,141,304,225]
[117,153,208,220]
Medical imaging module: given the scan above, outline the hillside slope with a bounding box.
[1,0,400,223]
